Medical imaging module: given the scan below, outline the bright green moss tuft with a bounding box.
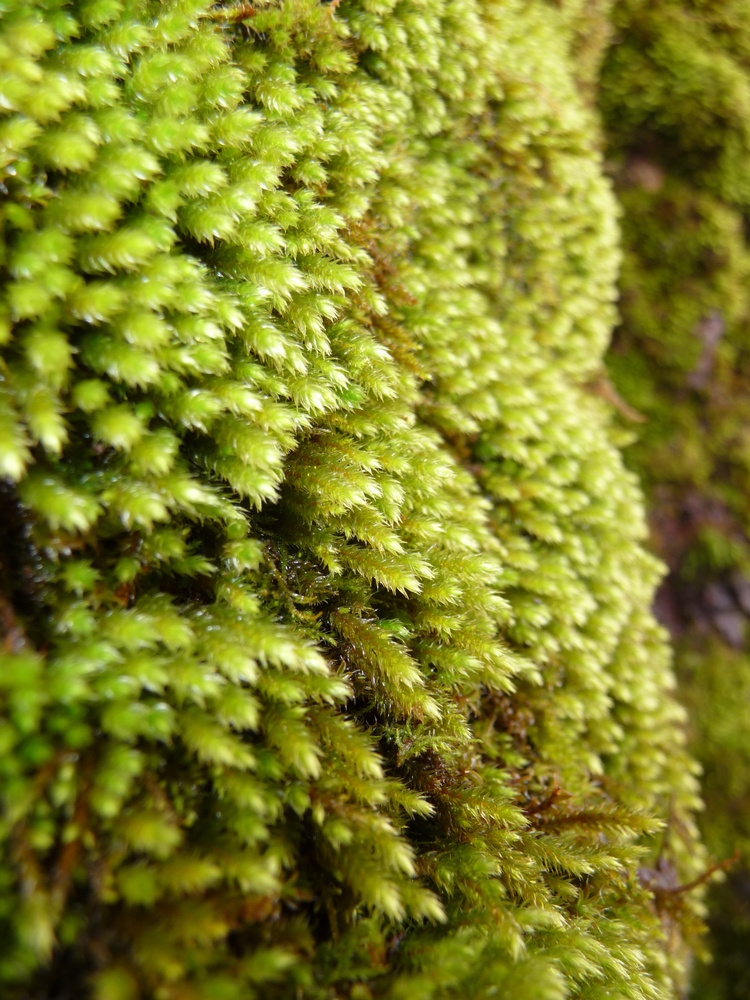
[0,1,702,998]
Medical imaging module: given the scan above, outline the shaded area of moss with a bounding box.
[600,1,750,993]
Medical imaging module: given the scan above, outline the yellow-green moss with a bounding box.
[0,2,702,998]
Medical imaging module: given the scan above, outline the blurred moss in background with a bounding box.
[600,1,750,995]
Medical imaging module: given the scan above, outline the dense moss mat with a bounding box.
[600,0,750,995]
[0,1,703,997]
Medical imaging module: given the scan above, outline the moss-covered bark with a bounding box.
[0,2,703,998]
[600,1,750,995]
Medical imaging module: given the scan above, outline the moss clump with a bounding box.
[1,2,701,998]
[600,1,750,995]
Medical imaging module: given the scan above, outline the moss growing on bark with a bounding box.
[600,2,750,995]
[0,2,703,998]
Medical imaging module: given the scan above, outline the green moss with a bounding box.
[0,1,702,998]
[600,2,750,995]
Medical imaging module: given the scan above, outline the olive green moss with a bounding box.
[600,1,750,995]
[555,0,617,104]
[0,2,703,998]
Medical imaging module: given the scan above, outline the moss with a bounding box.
[0,1,702,998]
[600,1,750,994]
